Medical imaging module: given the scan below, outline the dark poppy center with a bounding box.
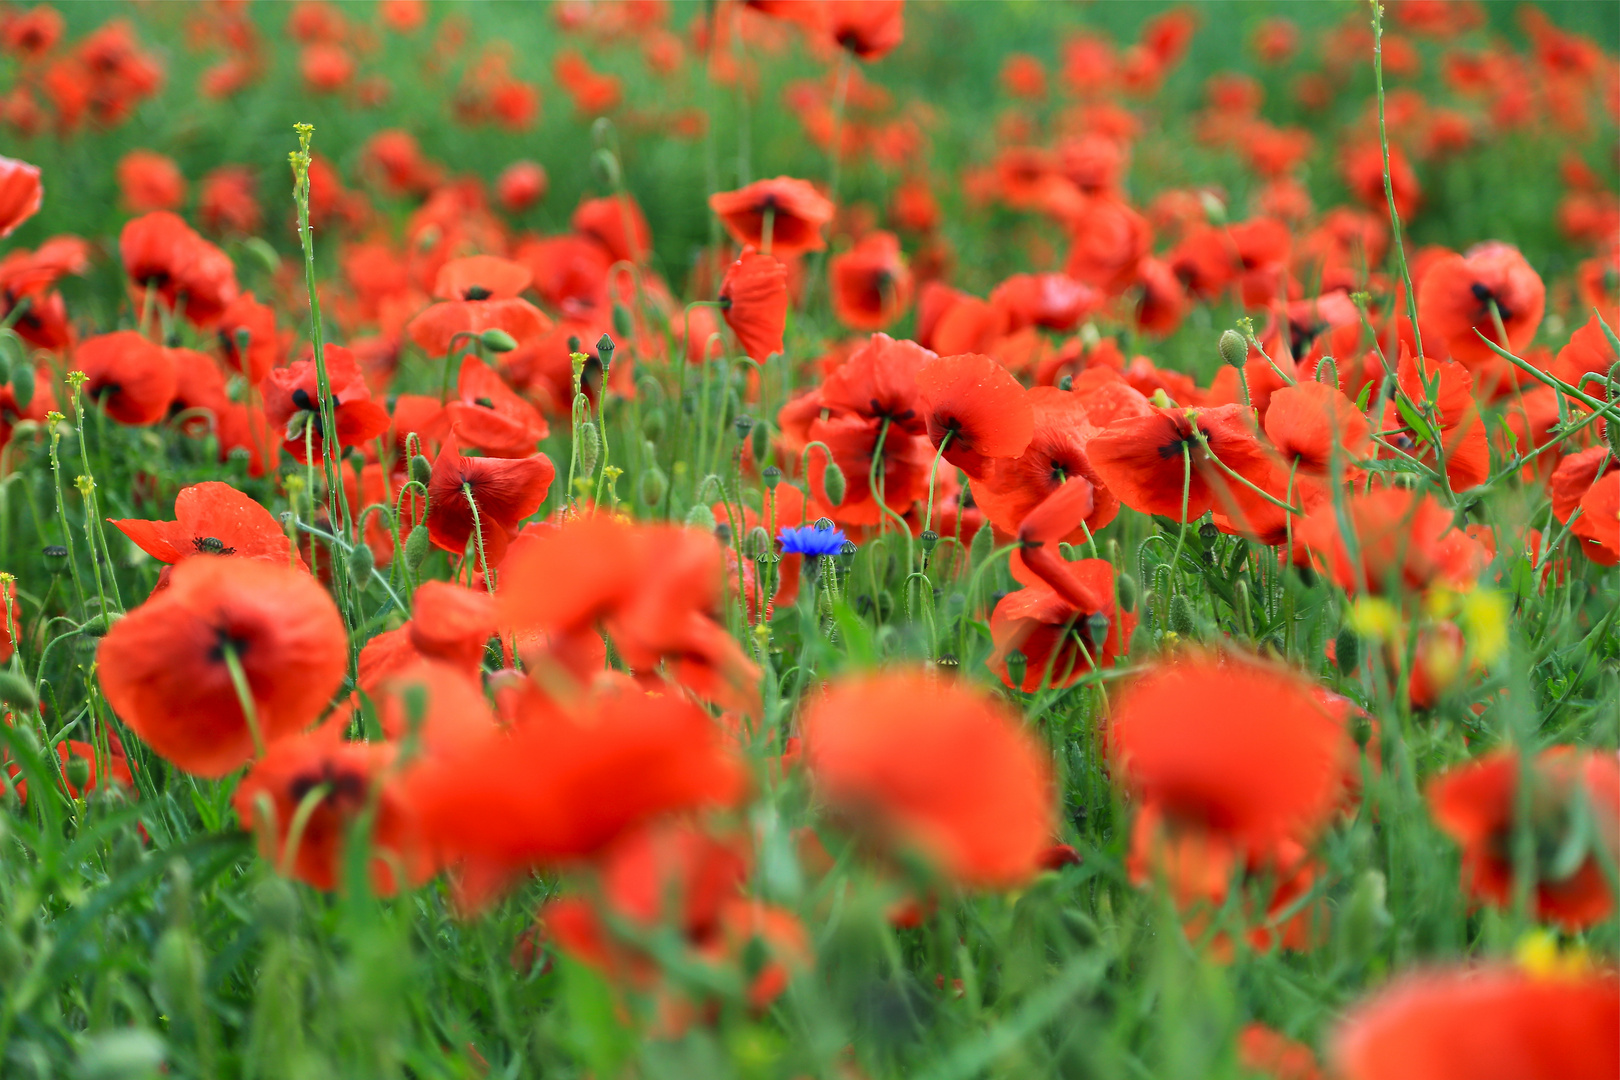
[288,761,369,810]
[1156,432,1198,460]
[209,628,251,663]
[1470,281,1512,322]
[475,396,495,409]
[463,285,493,301]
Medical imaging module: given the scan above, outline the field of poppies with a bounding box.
[0,0,1617,1077]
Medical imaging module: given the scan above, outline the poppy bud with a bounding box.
[0,671,36,711]
[1218,329,1248,368]
[920,529,939,553]
[243,236,281,274]
[715,522,732,545]
[1335,626,1361,675]
[1116,572,1138,611]
[151,927,205,1036]
[256,877,300,935]
[822,461,847,507]
[1005,649,1027,688]
[613,301,635,340]
[684,502,716,532]
[638,466,668,507]
[479,328,518,353]
[64,754,91,793]
[576,422,601,477]
[404,523,431,569]
[642,408,665,440]
[734,414,755,440]
[762,465,782,490]
[1086,611,1110,643]
[752,423,771,465]
[9,363,33,410]
[348,541,375,580]
[409,454,432,486]
[970,520,994,568]
[1168,593,1196,636]
[1337,869,1391,965]
[746,526,772,560]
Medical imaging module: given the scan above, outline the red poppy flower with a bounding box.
[718,247,788,362]
[425,438,554,569]
[1109,651,1355,859]
[1295,487,1483,595]
[71,331,177,426]
[1332,966,1620,1080]
[116,149,185,213]
[119,211,240,326]
[822,0,904,60]
[915,352,1033,481]
[1418,242,1545,367]
[709,177,835,258]
[1063,195,1151,294]
[444,357,548,457]
[1552,316,1617,405]
[496,161,548,213]
[405,682,747,911]
[1262,381,1372,475]
[802,671,1055,889]
[111,481,302,580]
[571,194,652,265]
[213,292,279,385]
[1569,471,1619,566]
[974,386,1118,541]
[498,515,761,711]
[990,553,1132,692]
[406,255,553,357]
[198,165,262,236]
[829,230,913,331]
[1341,141,1420,219]
[1429,748,1619,929]
[405,580,499,675]
[260,343,392,464]
[0,155,43,238]
[1086,403,1273,522]
[1,6,63,57]
[1239,1024,1323,1080]
[234,726,434,894]
[97,557,348,778]
[1378,350,1490,491]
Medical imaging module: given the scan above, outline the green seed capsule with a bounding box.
[64,754,91,793]
[970,520,994,568]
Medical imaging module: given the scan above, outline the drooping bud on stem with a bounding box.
[1218,329,1248,368]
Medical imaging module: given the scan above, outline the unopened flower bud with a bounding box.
[9,363,34,410]
[1168,592,1196,636]
[1116,572,1138,611]
[479,328,518,353]
[684,502,716,532]
[409,454,433,486]
[638,466,668,507]
[404,523,431,569]
[0,671,37,711]
[347,542,375,580]
[746,526,772,560]
[576,422,601,477]
[64,754,91,793]
[1218,329,1248,368]
[821,461,846,507]
[970,520,994,568]
[1335,626,1361,675]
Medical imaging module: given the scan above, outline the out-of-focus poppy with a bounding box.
[824,0,904,60]
[1063,195,1151,294]
[718,247,788,362]
[407,255,553,358]
[1263,381,1372,475]
[406,682,747,911]
[235,725,436,895]
[1332,966,1620,1080]
[830,230,913,331]
[1379,350,1490,491]
[119,211,240,325]
[198,165,261,236]
[111,481,302,580]
[572,194,652,265]
[444,357,549,457]
[97,557,348,778]
[802,671,1055,889]
[260,343,392,463]
[1552,316,1617,405]
[1418,242,1545,367]
[1342,141,1420,219]
[214,292,280,384]
[1239,1023,1323,1080]
[1086,403,1273,522]
[116,149,185,213]
[1429,748,1619,929]
[496,160,547,213]
[424,438,554,569]
[0,156,42,238]
[1295,487,1483,595]
[71,331,177,426]
[1569,471,1619,566]
[915,352,1033,481]
[709,177,835,257]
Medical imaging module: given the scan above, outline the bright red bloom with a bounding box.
[495,160,548,213]
[1569,471,1619,566]
[405,682,747,911]
[1239,1024,1323,1080]
[1418,242,1545,368]
[214,292,279,384]
[424,438,554,569]
[1342,141,1420,219]
[1062,195,1151,294]
[915,352,1033,481]
[406,255,552,357]
[802,671,1055,889]
[198,165,262,236]
[0,155,43,238]
[260,344,392,464]
[111,481,302,579]
[571,194,652,265]
[71,331,177,426]
[1552,316,1617,405]
[1296,487,1483,595]
[825,0,904,60]
[235,727,433,894]
[119,211,239,325]
[990,552,1132,691]
[1378,350,1490,491]
[709,177,835,258]
[718,247,788,362]
[1429,748,1619,929]
[444,357,549,457]
[830,230,913,331]
[116,149,185,213]
[1263,381,1372,475]
[974,386,1119,542]
[1086,404,1273,522]
[97,557,348,778]
[1332,966,1620,1080]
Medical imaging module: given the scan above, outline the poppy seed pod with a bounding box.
[1004,649,1028,688]
[762,465,782,490]
[597,332,617,371]
[822,461,847,507]
[479,328,518,353]
[1219,329,1248,368]
[1086,611,1110,644]
[920,529,939,553]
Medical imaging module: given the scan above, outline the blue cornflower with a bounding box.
[777,524,848,557]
